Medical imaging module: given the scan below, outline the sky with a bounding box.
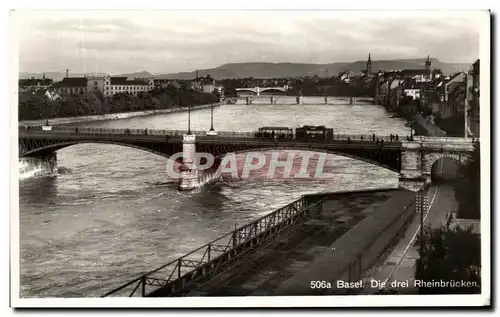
[14,10,484,75]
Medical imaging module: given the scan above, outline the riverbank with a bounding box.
[18,103,220,127]
[381,103,446,137]
[412,113,447,137]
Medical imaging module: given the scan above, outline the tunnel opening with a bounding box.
[430,157,462,184]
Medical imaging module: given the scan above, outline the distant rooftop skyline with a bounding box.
[14,10,483,74]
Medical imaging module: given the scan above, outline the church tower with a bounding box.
[425,54,432,72]
[366,53,372,74]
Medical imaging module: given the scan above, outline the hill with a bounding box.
[20,58,472,82]
[155,58,471,79]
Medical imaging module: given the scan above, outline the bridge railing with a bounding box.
[19,126,405,144]
[101,195,325,297]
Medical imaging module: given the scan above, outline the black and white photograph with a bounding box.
[10,8,490,308]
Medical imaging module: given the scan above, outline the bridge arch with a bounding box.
[20,140,177,160]
[423,152,469,175]
[211,146,400,173]
[235,89,258,96]
[259,88,287,95]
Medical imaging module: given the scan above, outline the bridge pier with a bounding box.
[178,134,199,191]
[398,176,427,192]
[19,153,57,177]
[325,96,328,105]
[398,140,426,192]
[296,96,303,105]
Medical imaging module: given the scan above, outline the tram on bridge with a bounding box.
[255,127,294,140]
[254,125,334,142]
[295,125,334,142]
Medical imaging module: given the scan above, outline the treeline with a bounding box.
[18,85,220,121]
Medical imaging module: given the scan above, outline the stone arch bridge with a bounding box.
[18,127,476,192]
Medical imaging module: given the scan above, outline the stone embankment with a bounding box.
[413,113,447,137]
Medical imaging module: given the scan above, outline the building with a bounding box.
[467,59,480,137]
[400,79,428,100]
[52,77,88,95]
[388,78,405,109]
[106,76,154,97]
[399,68,432,83]
[443,72,466,102]
[447,80,467,117]
[190,75,219,94]
[398,55,433,83]
[52,76,154,97]
[153,79,169,88]
[200,77,216,94]
[19,75,53,92]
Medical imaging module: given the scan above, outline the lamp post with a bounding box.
[209,103,214,131]
[406,119,415,140]
[187,104,191,135]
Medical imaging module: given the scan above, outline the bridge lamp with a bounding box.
[405,120,415,139]
[187,105,191,135]
[209,103,215,131]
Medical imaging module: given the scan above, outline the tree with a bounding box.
[454,142,480,219]
[415,225,481,294]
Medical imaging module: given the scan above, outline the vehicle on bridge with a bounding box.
[295,125,334,142]
[255,127,293,140]
[41,120,52,131]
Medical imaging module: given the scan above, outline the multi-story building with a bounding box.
[52,76,154,97]
[443,72,466,102]
[467,59,480,137]
[105,76,154,97]
[201,77,216,94]
[447,80,467,117]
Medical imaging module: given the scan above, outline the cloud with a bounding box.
[14,10,483,74]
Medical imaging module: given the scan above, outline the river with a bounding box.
[19,97,410,297]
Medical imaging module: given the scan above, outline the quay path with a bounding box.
[361,159,459,294]
[177,190,397,296]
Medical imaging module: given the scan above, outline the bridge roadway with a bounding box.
[18,127,403,173]
[19,129,402,148]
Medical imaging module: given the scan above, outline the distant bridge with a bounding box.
[19,127,475,192]
[224,95,370,105]
[235,86,289,96]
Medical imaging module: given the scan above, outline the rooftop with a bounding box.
[400,69,430,77]
[53,77,88,88]
[110,77,150,86]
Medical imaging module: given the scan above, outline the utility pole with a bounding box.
[464,73,469,139]
[417,194,429,260]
